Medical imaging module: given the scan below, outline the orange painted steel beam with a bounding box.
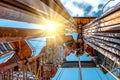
[0,27,45,42]
[0,40,32,69]
[73,17,96,26]
[10,40,32,59]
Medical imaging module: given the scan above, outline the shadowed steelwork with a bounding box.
[62,61,96,68]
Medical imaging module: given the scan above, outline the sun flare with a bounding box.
[46,21,56,31]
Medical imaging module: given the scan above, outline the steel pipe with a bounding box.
[91,37,120,51]
[86,38,120,56]
[95,32,120,38]
[92,35,120,44]
[84,35,120,45]
[84,40,120,65]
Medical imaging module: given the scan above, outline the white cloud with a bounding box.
[65,2,84,16]
[60,0,120,17]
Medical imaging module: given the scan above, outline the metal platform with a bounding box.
[61,61,96,68]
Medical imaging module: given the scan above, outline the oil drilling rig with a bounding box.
[0,0,120,80]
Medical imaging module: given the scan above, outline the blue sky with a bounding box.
[60,0,120,17]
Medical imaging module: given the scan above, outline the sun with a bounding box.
[46,21,56,31]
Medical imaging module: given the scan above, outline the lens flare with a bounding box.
[46,21,56,31]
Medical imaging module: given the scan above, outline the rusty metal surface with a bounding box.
[10,40,32,59]
[0,40,32,69]
[0,52,19,68]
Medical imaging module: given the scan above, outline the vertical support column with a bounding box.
[17,71,19,80]
[23,67,25,80]
[76,26,84,57]
[3,72,5,80]
[78,57,82,80]
[116,65,120,78]
[7,69,10,80]
[1,72,3,80]
[25,66,28,80]
[0,72,2,80]
[24,65,27,80]
[11,68,13,80]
